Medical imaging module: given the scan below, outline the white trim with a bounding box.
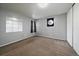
[0,35,34,47]
[37,35,66,40]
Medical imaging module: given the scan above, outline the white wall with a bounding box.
[0,9,35,47]
[73,3,79,55]
[67,8,73,47]
[67,3,79,55]
[36,14,67,40]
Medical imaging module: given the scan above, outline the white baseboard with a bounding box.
[38,35,66,40]
[0,35,34,47]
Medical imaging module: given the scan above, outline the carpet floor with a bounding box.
[0,36,77,56]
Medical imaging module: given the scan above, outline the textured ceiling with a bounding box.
[0,3,73,19]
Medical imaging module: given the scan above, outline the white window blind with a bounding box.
[6,17,23,32]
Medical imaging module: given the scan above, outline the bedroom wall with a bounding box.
[36,14,67,40]
[73,3,79,55]
[0,9,35,47]
[67,3,79,55]
[67,8,73,47]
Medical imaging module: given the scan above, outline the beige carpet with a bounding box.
[0,36,77,56]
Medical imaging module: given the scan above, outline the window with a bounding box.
[6,17,23,32]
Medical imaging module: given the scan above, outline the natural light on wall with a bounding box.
[37,3,48,8]
[6,17,23,32]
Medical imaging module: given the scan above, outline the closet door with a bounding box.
[73,4,79,54]
[67,8,73,47]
